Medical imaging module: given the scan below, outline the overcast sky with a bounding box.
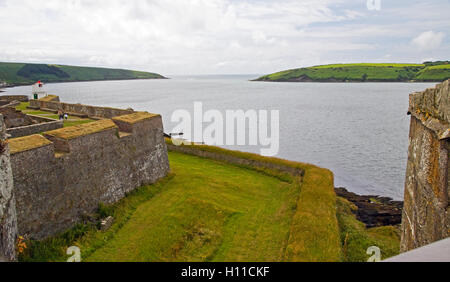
[0,0,448,75]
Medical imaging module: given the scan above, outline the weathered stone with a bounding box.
[100,216,114,231]
[401,79,450,252]
[29,96,134,119]
[0,114,17,261]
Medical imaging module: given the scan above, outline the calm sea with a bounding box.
[3,75,436,200]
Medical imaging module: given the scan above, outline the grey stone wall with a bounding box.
[29,99,133,119]
[10,114,169,239]
[0,114,17,261]
[0,95,28,102]
[401,79,450,252]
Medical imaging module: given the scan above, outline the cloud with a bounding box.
[412,31,445,50]
[0,0,448,74]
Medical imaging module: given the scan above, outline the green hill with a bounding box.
[255,62,450,82]
[0,62,166,86]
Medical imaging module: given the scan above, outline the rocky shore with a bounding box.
[335,187,403,228]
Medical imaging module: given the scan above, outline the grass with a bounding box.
[336,197,400,262]
[166,139,342,261]
[0,62,166,86]
[8,134,52,154]
[20,151,302,262]
[256,62,450,82]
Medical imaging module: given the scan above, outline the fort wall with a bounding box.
[9,112,170,239]
[401,79,450,252]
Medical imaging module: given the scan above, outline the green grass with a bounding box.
[166,139,342,261]
[18,144,398,262]
[0,62,166,86]
[256,62,450,82]
[336,197,400,262]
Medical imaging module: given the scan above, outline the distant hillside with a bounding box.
[254,62,450,82]
[0,62,166,87]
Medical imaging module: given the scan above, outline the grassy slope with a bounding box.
[256,63,450,82]
[0,62,166,86]
[87,152,299,262]
[16,102,95,127]
[19,145,399,262]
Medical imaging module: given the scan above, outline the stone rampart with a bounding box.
[401,79,450,252]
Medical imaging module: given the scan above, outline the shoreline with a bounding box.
[252,79,443,83]
[0,77,169,89]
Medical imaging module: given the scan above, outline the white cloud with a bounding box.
[412,31,445,50]
[0,0,448,74]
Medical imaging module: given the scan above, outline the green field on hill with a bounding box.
[20,148,399,262]
[0,62,166,86]
[255,62,450,82]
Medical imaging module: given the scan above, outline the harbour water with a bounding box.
[3,76,436,199]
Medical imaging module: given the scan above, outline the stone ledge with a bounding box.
[112,112,160,124]
[410,111,450,140]
[44,119,117,140]
[9,134,53,155]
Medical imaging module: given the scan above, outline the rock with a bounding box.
[335,187,403,228]
[100,216,114,231]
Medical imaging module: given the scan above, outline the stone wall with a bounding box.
[401,79,450,252]
[0,107,34,128]
[29,98,134,119]
[9,112,170,239]
[0,114,17,261]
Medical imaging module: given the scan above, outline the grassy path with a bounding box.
[85,151,300,262]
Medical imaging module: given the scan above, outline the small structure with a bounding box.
[31,81,47,100]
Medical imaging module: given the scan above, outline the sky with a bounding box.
[0,0,448,75]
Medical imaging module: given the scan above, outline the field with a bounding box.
[0,62,166,86]
[19,146,400,262]
[255,62,450,82]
